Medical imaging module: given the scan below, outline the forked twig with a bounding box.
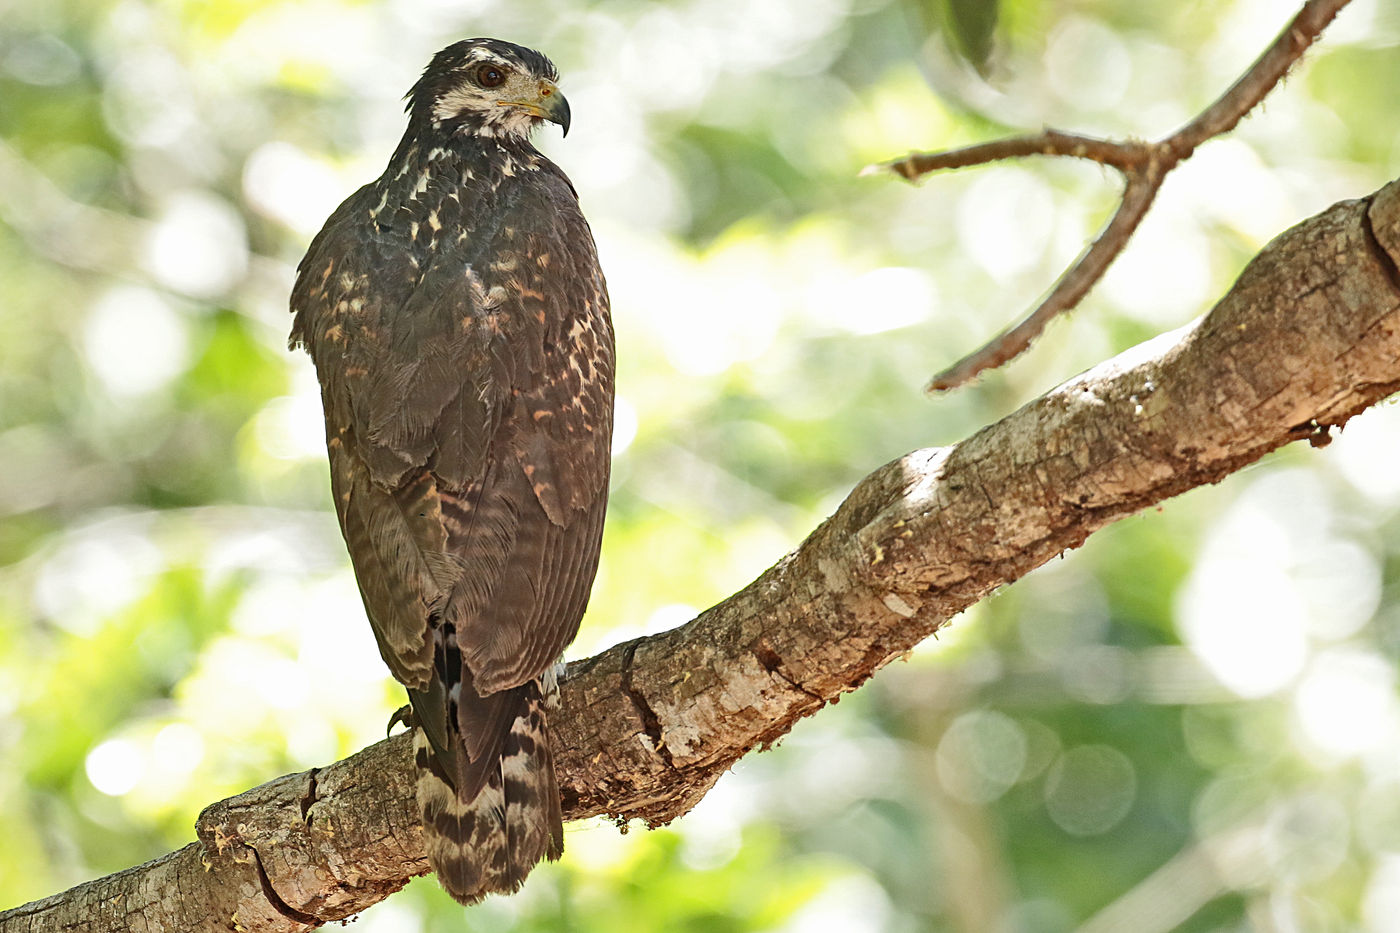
[865,0,1354,392]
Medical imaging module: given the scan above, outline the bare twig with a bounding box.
[866,0,1354,392]
[930,170,1164,389]
[865,130,1159,179]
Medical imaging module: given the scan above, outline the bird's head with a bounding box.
[408,38,571,140]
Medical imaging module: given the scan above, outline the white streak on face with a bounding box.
[433,84,492,123]
[428,53,546,140]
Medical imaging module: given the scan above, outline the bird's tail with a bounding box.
[413,680,564,905]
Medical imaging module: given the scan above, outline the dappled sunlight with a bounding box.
[1100,198,1215,327]
[249,392,329,462]
[1176,469,1383,698]
[143,192,249,299]
[778,874,893,933]
[956,167,1056,281]
[84,737,143,797]
[242,141,348,238]
[4,0,1400,927]
[935,709,1028,804]
[1364,854,1400,933]
[1178,560,1310,698]
[610,394,638,456]
[1044,16,1133,114]
[33,523,165,635]
[83,286,190,399]
[1042,744,1136,837]
[1294,648,1400,763]
[840,66,956,165]
[1330,401,1400,509]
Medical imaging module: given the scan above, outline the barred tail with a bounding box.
[414,684,564,905]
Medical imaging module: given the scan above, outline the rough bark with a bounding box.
[4,181,1400,932]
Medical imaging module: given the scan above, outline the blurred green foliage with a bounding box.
[2,0,1400,930]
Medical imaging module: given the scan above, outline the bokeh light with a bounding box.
[2,0,1399,929]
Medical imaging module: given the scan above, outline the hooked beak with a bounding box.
[499,79,572,136]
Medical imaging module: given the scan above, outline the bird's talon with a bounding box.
[387,704,415,736]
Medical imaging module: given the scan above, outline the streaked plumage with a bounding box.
[289,38,613,903]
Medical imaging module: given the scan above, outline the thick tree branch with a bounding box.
[867,0,1353,391]
[5,180,1400,931]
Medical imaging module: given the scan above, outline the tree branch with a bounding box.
[866,0,1354,391]
[5,179,1400,931]
[926,172,1165,391]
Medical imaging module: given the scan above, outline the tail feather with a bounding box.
[415,681,562,904]
[502,694,564,885]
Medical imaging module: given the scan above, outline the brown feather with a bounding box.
[291,38,612,904]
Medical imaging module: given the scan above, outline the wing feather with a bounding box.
[294,157,611,782]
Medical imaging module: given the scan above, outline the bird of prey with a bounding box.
[289,38,613,904]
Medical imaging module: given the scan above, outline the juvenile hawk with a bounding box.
[290,38,613,904]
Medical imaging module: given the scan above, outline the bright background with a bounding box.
[3,0,1400,930]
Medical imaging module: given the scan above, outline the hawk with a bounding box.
[289,38,613,904]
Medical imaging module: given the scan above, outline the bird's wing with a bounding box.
[441,174,614,697]
[293,183,466,692]
[292,171,613,787]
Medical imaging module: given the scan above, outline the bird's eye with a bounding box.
[475,64,507,88]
